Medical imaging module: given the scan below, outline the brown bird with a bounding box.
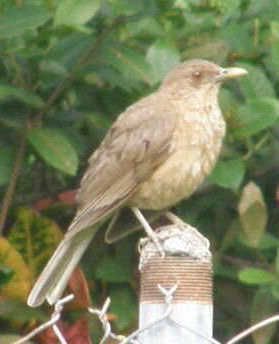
[27,59,247,307]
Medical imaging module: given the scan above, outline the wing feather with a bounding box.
[67,92,176,238]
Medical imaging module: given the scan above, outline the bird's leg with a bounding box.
[131,207,165,257]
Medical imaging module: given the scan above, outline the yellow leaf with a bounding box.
[0,237,32,301]
[8,207,63,280]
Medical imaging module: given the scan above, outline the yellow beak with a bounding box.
[221,67,248,80]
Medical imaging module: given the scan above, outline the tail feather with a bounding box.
[27,232,94,307]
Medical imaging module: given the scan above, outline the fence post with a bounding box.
[138,213,213,343]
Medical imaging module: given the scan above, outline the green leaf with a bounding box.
[54,0,100,27]
[95,255,133,283]
[208,158,245,190]
[250,288,278,344]
[238,182,268,247]
[0,84,44,108]
[238,268,275,285]
[28,128,78,175]
[110,286,137,331]
[146,40,180,84]
[275,248,279,273]
[271,281,279,300]
[95,237,134,283]
[0,147,14,186]
[0,265,14,288]
[0,5,50,39]
[185,40,229,64]
[103,44,152,88]
[233,97,279,138]
[0,299,47,323]
[0,335,31,344]
[238,63,276,99]
[258,233,279,250]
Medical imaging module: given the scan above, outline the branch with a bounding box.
[0,130,27,235]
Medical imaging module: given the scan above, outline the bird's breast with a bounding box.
[130,106,226,210]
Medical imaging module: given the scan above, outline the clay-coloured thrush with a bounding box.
[28,59,247,307]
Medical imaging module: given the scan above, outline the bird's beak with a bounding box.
[218,67,248,81]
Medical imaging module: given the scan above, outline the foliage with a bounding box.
[0,0,278,342]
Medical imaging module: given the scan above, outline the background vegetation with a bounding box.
[0,0,278,342]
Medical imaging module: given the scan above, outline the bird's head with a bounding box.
[162,59,247,91]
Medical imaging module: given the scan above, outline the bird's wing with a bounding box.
[65,94,176,239]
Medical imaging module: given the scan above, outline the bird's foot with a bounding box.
[131,207,165,258]
[165,211,210,249]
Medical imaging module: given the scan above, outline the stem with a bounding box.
[0,131,27,235]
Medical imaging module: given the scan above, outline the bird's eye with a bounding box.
[192,71,201,78]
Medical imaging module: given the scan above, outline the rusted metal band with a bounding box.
[140,256,212,304]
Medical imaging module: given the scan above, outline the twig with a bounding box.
[0,130,27,234]
[226,314,279,344]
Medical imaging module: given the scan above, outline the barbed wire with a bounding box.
[13,288,278,344]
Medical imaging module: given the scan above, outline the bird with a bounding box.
[27,59,247,307]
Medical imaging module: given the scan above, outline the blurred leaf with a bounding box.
[0,265,14,288]
[250,288,278,344]
[238,268,275,285]
[238,182,268,247]
[0,335,31,344]
[0,147,14,186]
[28,128,79,175]
[8,207,63,279]
[0,237,31,301]
[233,97,279,138]
[221,23,254,54]
[95,255,133,283]
[55,0,100,27]
[47,33,93,69]
[0,299,47,322]
[103,44,152,88]
[208,158,245,190]
[0,4,50,39]
[265,42,279,80]
[185,40,229,64]
[0,84,44,108]
[271,282,279,300]
[258,233,279,250]
[146,40,180,83]
[110,286,137,331]
[209,0,241,14]
[276,249,279,273]
[68,268,91,309]
[238,63,276,99]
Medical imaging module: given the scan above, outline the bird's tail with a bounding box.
[27,230,95,307]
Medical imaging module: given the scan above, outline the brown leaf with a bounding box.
[57,189,77,205]
[67,268,92,309]
[33,198,55,211]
